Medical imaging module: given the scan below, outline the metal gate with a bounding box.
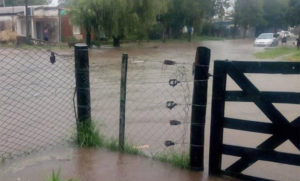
[209,61,300,180]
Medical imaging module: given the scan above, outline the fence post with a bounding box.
[209,61,227,175]
[74,43,91,123]
[190,47,211,171]
[119,54,128,150]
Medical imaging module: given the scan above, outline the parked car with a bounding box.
[254,33,279,47]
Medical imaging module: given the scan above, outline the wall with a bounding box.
[0,16,13,31]
[34,8,58,17]
[61,15,73,40]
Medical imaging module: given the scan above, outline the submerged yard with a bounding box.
[0,39,299,181]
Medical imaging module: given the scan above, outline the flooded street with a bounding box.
[0,148,236,181]
[0,39,299,180]
[89,39,300,180]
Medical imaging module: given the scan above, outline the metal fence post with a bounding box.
[119,54,128,150]
[190,47,211,171]
[74,43,91,123]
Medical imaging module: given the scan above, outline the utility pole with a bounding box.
[25,0,30,40]
[3,0,5,7]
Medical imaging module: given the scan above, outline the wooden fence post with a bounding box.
[190,47,211,171]
[119,54,128,150]
[209,61,228,175]
[74,43,91,123]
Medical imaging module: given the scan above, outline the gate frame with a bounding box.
[209,60,300,180]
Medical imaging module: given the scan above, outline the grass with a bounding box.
[75,121,142,155]
[76,121,103,148]
[157,35,230,43]
[0,42,72,51]
[102,139,143,155]
[154,152,190,169]
[75,121,190,169]
[287,50,300,61]
[254,47,298,59]
[47,169,75,181]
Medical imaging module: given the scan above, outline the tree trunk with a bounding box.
[188,32,192,42]
[113,37,120,47]
[243,26,247,39]
[86,31,91,47]
[162,31,166,43]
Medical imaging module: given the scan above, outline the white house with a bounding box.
[0,5,82,43]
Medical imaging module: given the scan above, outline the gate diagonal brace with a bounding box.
[228,62,300,149]
[224,62,300,173]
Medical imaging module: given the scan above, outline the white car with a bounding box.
[254,33,279,47]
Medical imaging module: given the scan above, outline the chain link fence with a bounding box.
[125,58,194,155]
[0,45,204,165]
[90,53,195,157]
[0,46,76,160]
[90,59,121,140]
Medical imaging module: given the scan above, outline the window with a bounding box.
[72,25,80,35]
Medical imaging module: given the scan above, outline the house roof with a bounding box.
[0,5,59,16]
[0,6,25,15]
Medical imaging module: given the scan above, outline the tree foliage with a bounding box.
[234,0,264,30]
[234,0,299,36]
[261,0,289,31]
[68,0,231,46]
[68,0,96,46]
[69,0,167,46]
[158,0,215,39]
[287,0,300,26]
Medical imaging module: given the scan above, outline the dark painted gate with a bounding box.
[209,61,300,180]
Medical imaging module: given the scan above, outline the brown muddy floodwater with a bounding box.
[0,148,235,181]
[0,39,299,181]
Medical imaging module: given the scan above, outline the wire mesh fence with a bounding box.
[125,58,194,156]
[0,45,201,164]
[90,53,196,157]
[0,46,76,160]
[90,60,121,140]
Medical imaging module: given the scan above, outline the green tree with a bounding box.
[5,0,48,6]
[100,0,139,47]
[68,0,96,46]
[69,0,160,47]
[133,0,161,40]
[158,0,214,41]
[261,0,289,32]
[69,0,219,46]
[159,0,185,39]
[234,0,264,37]
[287,0,300,27]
